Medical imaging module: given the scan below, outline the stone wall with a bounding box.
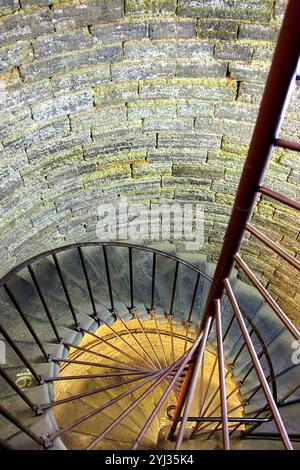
[0,0,299,324]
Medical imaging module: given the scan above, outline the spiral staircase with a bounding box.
[0,0,300,452]
[0,241,299,450]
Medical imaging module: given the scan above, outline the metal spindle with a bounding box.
[28,264,61,343]
[169,261,179,316]
[52,253,79,327]
[129,247,134,311]
[3,284,48,360]
[102,245,115,314]
[77,247,97,317]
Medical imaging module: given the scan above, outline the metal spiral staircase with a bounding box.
[0,0,299,451]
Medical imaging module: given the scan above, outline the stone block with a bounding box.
[238,23,278,42]
[94,82,138,106]
[52,65,111,94]
[26,132,91,162]
[197,19,238,40]
[0,0,19,16]
[20,46,122,81]
[0,8,54,47]
[112,60,176,81]
[176,59,227,79]
[127,99,177,120]
[149,18,196,39]
[124,39,213,60]
[125,0,177,16]
[3,118,70,151]
[32,90,93,122]
[33,29,92,60]
[178,0,273,21]
[70,105,126,133]
[132,162,172,177]
[214,42,252,63]
[139,78,236,102]
[91,20,148,45]
[3,79,53,112]
[158,132,221,150]
[52,1,124,31]
[148,147,207,163]
[143,117,193,132]
[0,41,33,74]
[215,103,258,122]
[177,100,214,118]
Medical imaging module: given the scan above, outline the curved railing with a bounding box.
[0,241,295,450]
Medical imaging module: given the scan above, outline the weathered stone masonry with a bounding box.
[0,0,299,323]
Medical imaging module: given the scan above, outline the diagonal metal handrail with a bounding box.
[224,279,293,450]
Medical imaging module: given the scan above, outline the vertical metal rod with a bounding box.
[169,261,179,316]
[52,253,79,327]
[224,279,293,450]
[102,245,115,314]
[175,316,212,449]
[153,313,168,368]
[187,272,200,323]
[28,264,61,343]
[198,350,205,416]
[199,0,300,331]
[3,284,48,360]
[215,299,230,450]
[134,312,162,369]
[0,366,38,412]
[0,320,41,383]
[168,314,175,364]
[129,247,134,311]
[77,247,97,317]
[151,252,156,311]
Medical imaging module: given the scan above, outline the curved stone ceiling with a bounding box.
[0,0,299,323]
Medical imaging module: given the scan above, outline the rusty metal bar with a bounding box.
[199,0,300,331]
[3,284,48,360]
[45,370,150,382]
[28,264,61,343]
[224,278,293,450]
[129,247,134,311]
[150,252,156,311]
[246,223,300,271]
[168,314,175,364]
[275,138,300,153]
[174,317,212,449]
[0,320,41,383]
[169,261,179,316]
[77,247,97,318]
[215,299,230,450]
[52,357,147,371]
[134,312,162,369]
[259,186,300,211]
[187,272,200,323]
[52,253,79,327]
[0,365,38,413]
[102,245,115,314]
[234,254,300,340]
[153,313,168,367]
